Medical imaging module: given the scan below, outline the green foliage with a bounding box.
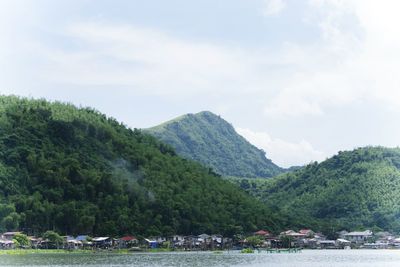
[0,203,19,232]
[13,233,30,247]
[246,235,264,247]
[233,147,400,233]
[42,230,63,245]
[146,111,282,178]
[161,241,171,249]
[0,95,279,236]
[241,248,254,253]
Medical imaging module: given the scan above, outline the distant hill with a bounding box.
[0,96,280,236]
[233,147,400,233]
[146,111,283,178]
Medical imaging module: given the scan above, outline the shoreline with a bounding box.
[3,248,400,256]
[0,248,209,255]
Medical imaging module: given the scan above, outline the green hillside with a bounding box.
[232,147,400,233]
[0,96,280,236]
[146,111,282,178]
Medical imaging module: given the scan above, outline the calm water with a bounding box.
[2,250,400,267]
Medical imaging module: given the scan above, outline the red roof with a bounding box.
[254,230,270,236]
[120,236,137,241]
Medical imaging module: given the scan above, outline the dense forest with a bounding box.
[146,111,282,178]
[230,147,400,235]
[0,96,280,237]
[4,96,399,238]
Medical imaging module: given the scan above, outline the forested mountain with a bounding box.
[146,111,282,178]
[0,96,280,236]
[231,147,400,234]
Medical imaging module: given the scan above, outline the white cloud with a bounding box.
[3,0,400,165]
[34,22,255,97]
[236,127,325,167]
[350,0,400,108]
[263,0,400,118]
[264,71,362,117]
[262,0,286,16]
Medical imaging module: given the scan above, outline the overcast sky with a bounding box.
[1,0,400,167]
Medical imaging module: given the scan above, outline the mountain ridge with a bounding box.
[0,96,280,236]
[146,111,283,178]
[232,146,400,233]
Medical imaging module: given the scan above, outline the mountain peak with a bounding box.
[195,110,218,116]
[146,112,282,178]
[0,95,279,236]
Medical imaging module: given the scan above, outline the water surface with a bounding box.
[2,250,400,266]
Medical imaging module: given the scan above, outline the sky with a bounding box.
[1,0,400,167]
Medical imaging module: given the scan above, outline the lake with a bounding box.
[2,250,400,266]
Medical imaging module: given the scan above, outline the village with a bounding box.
[2,228,400,251]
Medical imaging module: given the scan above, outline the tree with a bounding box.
[13,233,31,248]
[246,235,264,248]
[0,96,281,237]
[2,212,20,231]
[0,204,19,232]
[42,231,63,249]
